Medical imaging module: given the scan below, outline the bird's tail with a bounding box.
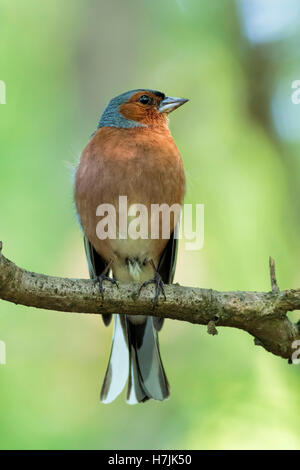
[100,315,169,404]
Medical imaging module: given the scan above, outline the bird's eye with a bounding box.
[139,95,151,105]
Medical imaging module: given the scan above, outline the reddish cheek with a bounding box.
[119,103,168,127]
[118,103,146,122]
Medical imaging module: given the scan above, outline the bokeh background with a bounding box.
[0,0,300,450]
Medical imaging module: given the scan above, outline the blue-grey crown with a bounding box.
[97,89,165,129]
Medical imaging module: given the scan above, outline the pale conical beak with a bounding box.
[158,96,189,114]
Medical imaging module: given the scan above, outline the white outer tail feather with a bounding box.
[101,315,169,404]
[101,314,129,404]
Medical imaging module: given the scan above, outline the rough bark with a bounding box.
[0,242,299,361]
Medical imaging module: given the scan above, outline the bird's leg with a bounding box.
[138,259,166,308]
[96,260,118,299]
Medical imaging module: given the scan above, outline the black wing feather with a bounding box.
[83,236,112,326]
[154,227,179,331]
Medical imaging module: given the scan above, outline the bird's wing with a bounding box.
[83,236,112,326]
[154,225,179,331]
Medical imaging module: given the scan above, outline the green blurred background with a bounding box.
[0,0,300,450]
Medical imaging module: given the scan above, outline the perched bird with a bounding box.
[74,89,187,403]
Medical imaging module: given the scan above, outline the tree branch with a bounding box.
[0,241,299,361]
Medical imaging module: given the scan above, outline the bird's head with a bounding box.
[98,89,188,129]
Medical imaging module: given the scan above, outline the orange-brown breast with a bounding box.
[74,126,185,263]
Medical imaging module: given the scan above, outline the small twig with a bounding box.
[269,256,280,293]
[207,320,218,336]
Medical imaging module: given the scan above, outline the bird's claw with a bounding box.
[138,271,166,309]
[96,274,118,300]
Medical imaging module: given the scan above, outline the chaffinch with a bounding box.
[74,89,188,403]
